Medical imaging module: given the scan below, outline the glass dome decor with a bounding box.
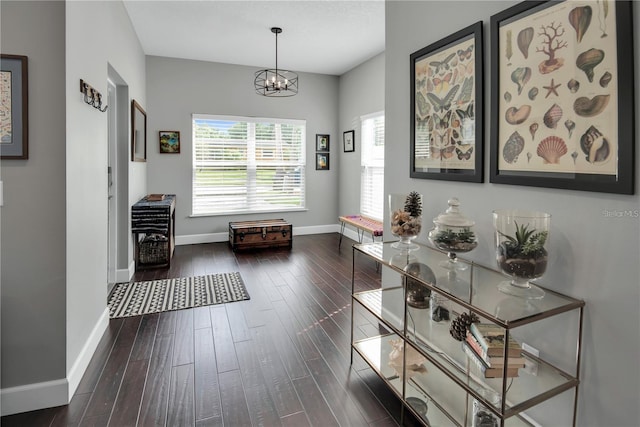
[428,197,478,270]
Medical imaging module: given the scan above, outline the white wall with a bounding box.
[65,0,146,404]
[338,52,385,217]
[0,0,67,396]
[145,56,339,239]
[385,1,639,426]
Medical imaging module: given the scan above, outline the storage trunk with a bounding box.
[229,219,292,251]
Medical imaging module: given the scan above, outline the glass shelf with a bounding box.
[351,241,584,425]
[354,242,584,327]
[352,334,404,398]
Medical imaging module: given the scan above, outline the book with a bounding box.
[462,341,519,378]
[469,323,522,358]
[466,332,525,368]
[146,194,165,201]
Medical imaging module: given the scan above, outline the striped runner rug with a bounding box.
[108,273,249,318]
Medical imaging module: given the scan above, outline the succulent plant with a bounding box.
[498,221,548,259]
[435,228,476,245]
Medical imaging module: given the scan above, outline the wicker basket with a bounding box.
[139,234,169,264]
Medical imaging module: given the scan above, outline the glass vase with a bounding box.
[389,193,422,250]
[493,209,551,300]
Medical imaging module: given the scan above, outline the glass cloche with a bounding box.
[428,197,478,270]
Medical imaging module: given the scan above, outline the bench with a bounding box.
[338,215,383,249]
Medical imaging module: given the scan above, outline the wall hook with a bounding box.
[80,79,108,112]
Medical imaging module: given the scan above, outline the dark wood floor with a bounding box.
[2,233,421,427]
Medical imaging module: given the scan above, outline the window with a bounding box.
[360,112,385,221]
[192,114,306,215]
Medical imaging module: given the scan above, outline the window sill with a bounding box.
[190,207,308,218]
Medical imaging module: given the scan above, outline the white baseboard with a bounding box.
[175,224,342,246]
[116,266,132,283]
[0,308,109,416]
[176,232,227,245]
[1,379,68,417]
[67,307,109,400]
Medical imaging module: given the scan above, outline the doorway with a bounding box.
[107,65,131,293]
[107,79,117,288]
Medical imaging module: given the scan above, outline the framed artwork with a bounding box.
[0,54,28,159]
[316,152,329,170]
[316,134,329,151]
[490,0,635,194]
[131,99,147,162]
[343,130,355,152]
[159,130,180,153]
[410,21,484,182]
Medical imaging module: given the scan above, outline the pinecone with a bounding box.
[449,312,480,341]
[404,191,423,217]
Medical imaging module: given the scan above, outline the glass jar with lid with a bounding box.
[428,197,478,270]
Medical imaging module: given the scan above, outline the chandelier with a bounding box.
[254,27,298,97]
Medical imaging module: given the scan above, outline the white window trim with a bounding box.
[191,113,307,216]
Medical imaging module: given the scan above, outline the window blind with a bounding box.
[360,112,385,221]
[192,114,306,215]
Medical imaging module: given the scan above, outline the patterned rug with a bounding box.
[108,273,250,318]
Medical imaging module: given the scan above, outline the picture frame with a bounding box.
[131,99,147,162]
[0,54,28,159]
[316,152,330,170]
[316,134,329,152]
[490,0,635,194]
[343,130,355,152]
[159,130,180,154]
[410,21,484,182]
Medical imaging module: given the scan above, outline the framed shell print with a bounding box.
[410,21,484,182]
[490,0,635,194]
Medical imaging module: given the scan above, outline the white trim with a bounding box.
[360,110,385,121]
[192,113,306,126]
[176,232,228,245]
[67,308,109,400]
[175,224,341,246]
[116,267,132,283]
[1,379,68,416]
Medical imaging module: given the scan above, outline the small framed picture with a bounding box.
[316,152,329,170]
[343,130,355,152]
[159,130,180,154]
[316,134,329,152]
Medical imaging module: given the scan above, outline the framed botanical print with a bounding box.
[490,0,635,194]
[410,21,484,182]
[0,54,28,159]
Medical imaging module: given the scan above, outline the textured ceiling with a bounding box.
[123,0,385,76]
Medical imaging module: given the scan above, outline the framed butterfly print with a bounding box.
[410,21,484,182]
[490,0,635,194]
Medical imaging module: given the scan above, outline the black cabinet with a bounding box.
[132,194,176,270]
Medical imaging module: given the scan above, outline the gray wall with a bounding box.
[1,0,147,415]
[386,1,639,426]
[338,52,385,217]
[1,0,67,388]
[145,56,339,238]
[65,0,146,386]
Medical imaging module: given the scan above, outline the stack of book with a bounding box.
[462,323,525,378]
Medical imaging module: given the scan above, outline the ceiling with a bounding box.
[122,0,385,76]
